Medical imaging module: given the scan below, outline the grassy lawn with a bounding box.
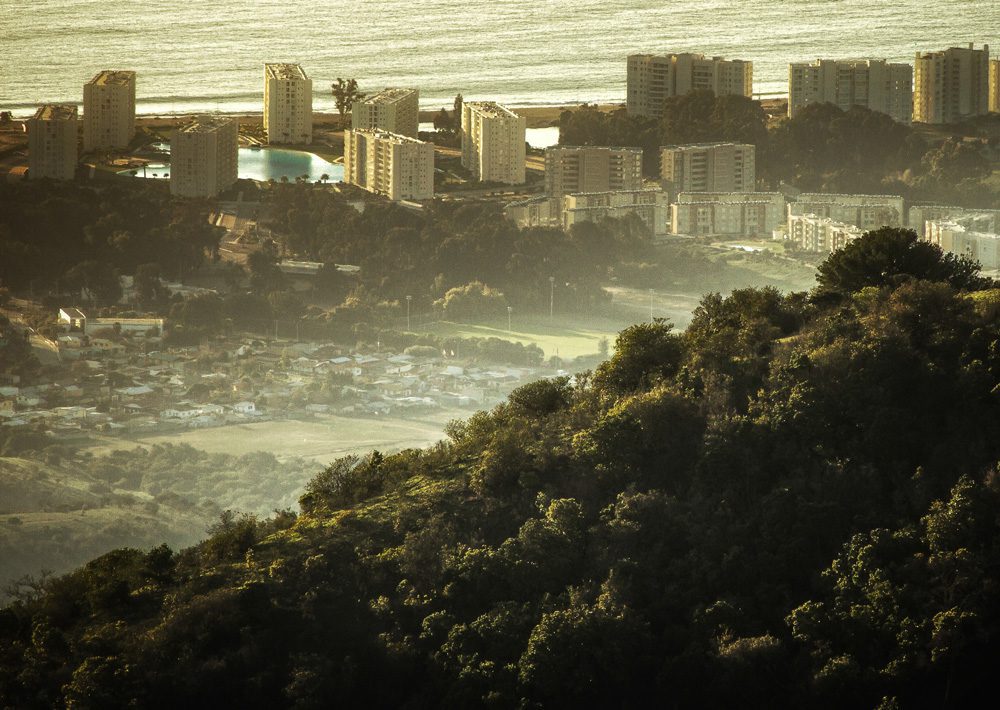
[423,312,640,360]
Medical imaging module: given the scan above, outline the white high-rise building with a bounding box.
[789,193,905,230]
[343,129,434,201]
[660,143,755,194]
[544,146,643,198]
[170,116,239,198]
[352,88,419,138]
[627,53,753,118]
[788,59,913,123]
[461,101,526,185]
[264,63,313,145]
[914,44,990,124]
[989,59,1000,113]
[28,104,78,180]
[83,70,136,152]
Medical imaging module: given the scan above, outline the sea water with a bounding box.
[4,0,998,117]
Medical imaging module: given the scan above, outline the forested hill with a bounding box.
[2,229,1000,709]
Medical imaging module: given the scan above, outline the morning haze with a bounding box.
[1,0,1000,707]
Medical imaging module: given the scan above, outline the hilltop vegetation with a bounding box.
[1,229,999,708]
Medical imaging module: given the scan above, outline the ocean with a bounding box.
[3,0,998,117]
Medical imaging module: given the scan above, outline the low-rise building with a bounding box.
[544,146,643,197]
[352,87,419,138]
[908,204,1000,237]
[789,193,904,230]
[784,213,864,253]
[170,116,239,198]
[925,217,1000,270]
[28,104,78,180]
[504,196,561,228]
[343,129,434,201]
[563,189,670,237]
[661,143,755,194]
[672,191,785,236]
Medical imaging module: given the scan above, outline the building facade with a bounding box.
[926,218,1000,270]
[788,59,912,123]
[627,53,753,118]
[352,88,419,138]
[344,129,434,201]
[563,190,670,237]
[544,146,643,197]
[660,143,755,194]
[83,70,136,152]
[784,213,864,253]
[908,204,1000,237]
[505,196,561,228]
[28,104,78,180]
[990,59,1000,113]
[671,191,785,236]
[790,193,905,230]
[913,44,990,124]
[264,63,313,145]
[170,116,239,198]
[461,102,526,184]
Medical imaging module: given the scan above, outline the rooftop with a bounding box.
[33,104,77,121]
[661,142,754,151]
[265,63,309,81]
[796,192,903,201]
[547,145,642,154]
[350,128,428,145]
[363,87,418,105]
[87,70,136,87]
[177,115,236,134]
[465,101,521,120]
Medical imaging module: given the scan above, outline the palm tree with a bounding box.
[331,78,366,129]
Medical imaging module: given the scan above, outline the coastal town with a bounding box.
[3,43,1000,447]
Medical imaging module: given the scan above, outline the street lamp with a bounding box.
[549,276,555,321]
[507,305,512,333]
[406,295,412,331]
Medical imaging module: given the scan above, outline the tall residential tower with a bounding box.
[788,59,913,123]
[352,88,420,138]
[627,53,753,118]
[544,146,643,198]
[913,44,990,124]
[660,143,755,194]
[461,101,526,185]
[264,63,313,144]
[28,104,78,180]
[343,129,434,201]
[170,116,239,198]
[83,70,136,152]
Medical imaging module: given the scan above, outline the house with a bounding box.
[231,401,257,415]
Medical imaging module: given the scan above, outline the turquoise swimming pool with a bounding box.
[119,146,343,183]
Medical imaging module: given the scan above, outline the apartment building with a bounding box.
[343,129,434,201]
[28,104,78,180]
[913,44,990,124]
[352,88,419,138]
[544,146,643,198]
[908,204,1000,237]
[627,53,753,118]
[563,189,670,237]
[82,70,136,152]
[169,116,239,198]
[264,63,313,145]
[785,213,864,253]
[990,59,1000,113]
[789,193,905,230]
[671,191,785,236]
[660,143,755,194]
[461,101,526,184]
[788,59,913,123]
[926,218,1000,270]
[505,196,560,228]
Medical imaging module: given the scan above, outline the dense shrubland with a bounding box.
[1,229,999,708]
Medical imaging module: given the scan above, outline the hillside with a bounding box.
[1,229,999,709]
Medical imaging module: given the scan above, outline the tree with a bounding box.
[63,261,122,306]
[816,227,990,295]
[331,78,366,128]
